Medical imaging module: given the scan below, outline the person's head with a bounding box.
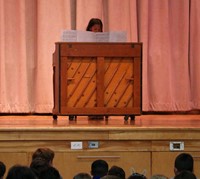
[128,173,147,179]
[32,147,55,165]
[73,172,92,179]
[0,161,6,179]
[6,165,37,179]
[101,175,121,179]
[86,18,103,32]
[151,174,168,179]
[30,157,50,178]
[39,166,61,179]
[174,153,194,175]
[174,170,196,179]
[91,159,108,178]
[108,166,125,179]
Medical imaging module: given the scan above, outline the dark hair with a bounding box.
[175,153,194,173]
[32,148,54,164]
[174,170,196,179]
[0,161,6,178]
[6,165,37,179]
[86,18,103,32]
[128,173,147,179]
[151,174,168,179]
[91,159,108,178]
[39,166,61,179]
[30,157,50,177]
[108,166,126,179]
[73,172,92,179]
[101,175,121,179]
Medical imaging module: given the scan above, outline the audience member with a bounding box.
[73,172,92,179]
[6,165,37,179]
[174,170,196,179]
[39,166,62,179]
[30,157,50,178]
[0,161,6,179]
[174,153,193,176]
[91,159,109,179]
[32,147,55,165]
[101,175,121,179]
[108,165,125,179]
[127,172,147,179]
[151,174,168,179]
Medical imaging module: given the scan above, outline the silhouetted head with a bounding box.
[91,159,108,178]
[86,18,103,32]
[174,153,194,175]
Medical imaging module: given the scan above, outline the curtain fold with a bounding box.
[0,0,200,113]
[0,0,37,112]
[190,0,200,109]
[141,0,191,111]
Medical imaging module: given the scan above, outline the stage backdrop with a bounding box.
[0,0,200,113]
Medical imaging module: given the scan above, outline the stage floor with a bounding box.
[1,113,200,179]
[0,114,200,129]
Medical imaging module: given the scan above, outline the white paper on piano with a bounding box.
[61,30,77,42]
[108,31,127,42]
[95,32,109,42]
[61,30,127,42]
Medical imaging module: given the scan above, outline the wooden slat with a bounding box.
[96,57,105,107]
[58,42,142,57]
[60,107,141,115]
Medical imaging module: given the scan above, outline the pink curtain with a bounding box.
[140,0,192,111]
[0,0,200,113]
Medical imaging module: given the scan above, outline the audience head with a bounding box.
[73,172,92,179]
[91,159,108,179]
[101,175,121,179]
[108,165,125,179]
[151,174,168,179]
[0,161,6,179]
[6,165,37,179]
[39,166,62,179]
[174,153,193,175]
[86,18,103,32]
[32,147,55,165]
[174,170,196,179]
[128,172,147,179]
[30,157,50,178]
